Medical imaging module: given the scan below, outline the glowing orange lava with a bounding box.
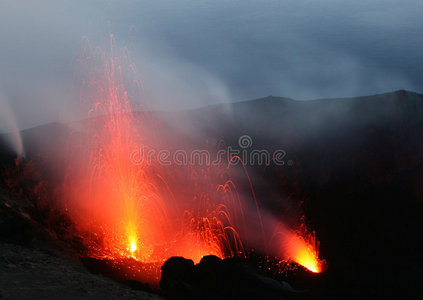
[287,234,322,273]
[274,225,323,273]
[64,35,241,269]
[63,34,170,265]
[129,242,137,253]
[61,34,324,285]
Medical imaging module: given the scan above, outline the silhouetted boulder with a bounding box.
[160,255,297,299]
[160,256,196,297]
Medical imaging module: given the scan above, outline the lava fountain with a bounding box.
[59,34,324,285]
[285,232,322,273]
[272,223,324,273]
[63,35,170,262]
[63,35,239,267]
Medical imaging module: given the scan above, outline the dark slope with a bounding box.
[154,90,423,298]
[1,90,423,298]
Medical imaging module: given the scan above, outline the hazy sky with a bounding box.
[1,0,422,129]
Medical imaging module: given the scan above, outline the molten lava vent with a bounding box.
[1,35,324,294]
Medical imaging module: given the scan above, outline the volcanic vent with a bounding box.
[0,35,324,296]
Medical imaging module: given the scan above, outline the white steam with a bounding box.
[0,94,25,158]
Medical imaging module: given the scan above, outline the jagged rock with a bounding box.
[160,255,297,299]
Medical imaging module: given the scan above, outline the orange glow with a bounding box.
[129,241,137,253]
[63,34,169,264]
[288,234,321,273]
[60,35,324,286]
[275,226,323,273]
[62,35,244,284]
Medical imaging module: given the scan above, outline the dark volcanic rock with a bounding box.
[2,90,423,298]
[160,255,297,300]
[0,243,161,299]
[160,256,195,294]
[0,207,33,246]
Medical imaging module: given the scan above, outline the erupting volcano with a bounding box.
[59,35,323,285]
[278,227,323,273]
[62,35,168,264]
